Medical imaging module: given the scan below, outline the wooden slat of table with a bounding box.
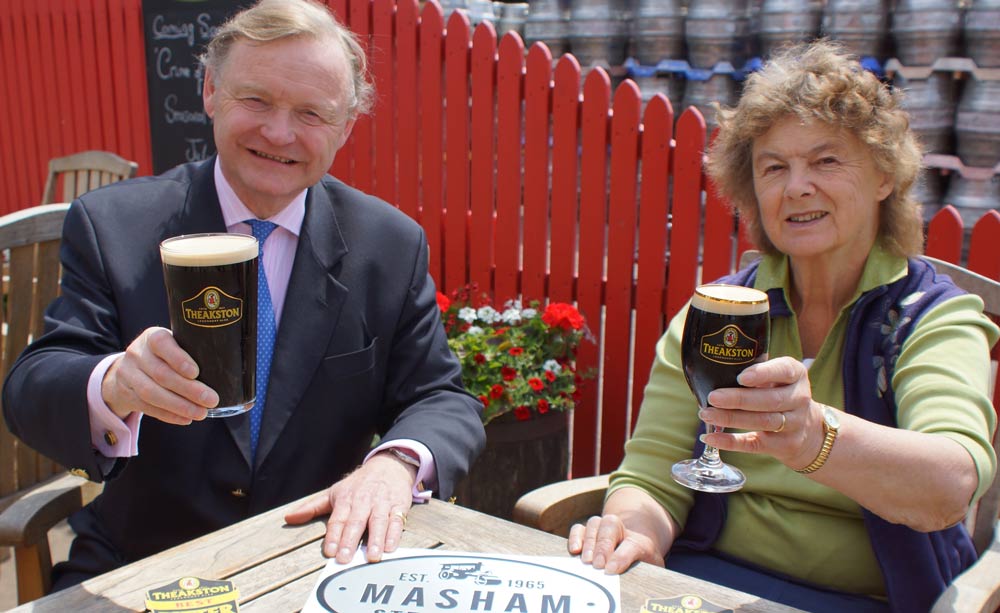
[13,498,805,612]
[15,497,327,611]
[237,530,443,610]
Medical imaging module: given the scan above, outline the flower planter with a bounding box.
[452,410,570,520]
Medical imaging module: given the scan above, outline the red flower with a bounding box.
[542,303,585,330]
[544,370,556,382]
[501,366,518,381]
[436,292,451,312]
[494,327,508,336]
[537,399,550,414]
[528,377,544,391]
[514,405,531,421]
[478,394,489,407]
[509,347,524,356]
[490,384,504,399]
[474,353,486,364]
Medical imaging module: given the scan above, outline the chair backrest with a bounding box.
[924,256,1000,555]
[40,150,138,205]
[0,203,71,502]
[740,250,1000,554]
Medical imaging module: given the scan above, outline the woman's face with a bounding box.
[751,116,893,263]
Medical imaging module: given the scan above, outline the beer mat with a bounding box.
[301,547,622,613]
[144,576,240,612]
[642,595,734,613]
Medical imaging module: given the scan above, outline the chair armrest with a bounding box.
[931,521,1000,613]
[512,474,610,537]
[0,473,100,547]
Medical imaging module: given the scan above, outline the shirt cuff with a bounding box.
[87,353,141,457]
[365,440,436,503]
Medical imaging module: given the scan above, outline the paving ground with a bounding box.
[0,520,74,610]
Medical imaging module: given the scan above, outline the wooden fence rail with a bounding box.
[1,0,999,480]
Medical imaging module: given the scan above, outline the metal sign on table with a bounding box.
[302,548,622,613]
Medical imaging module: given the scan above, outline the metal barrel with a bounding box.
[630,0,686,66]
[525,0,569,56]
[890,0,962,67]
[894,73,957,155]
[955,79,1000,169]
[685,0,752,69]
[568,0,631,68]
[757,0,822,58]
[964,0,1000,68]
[821,0,890,58]
[944,175,1000,239]
[681,74,738,131]
[495,2,530,40]
[632,74,687,111]
[465,0,497,27]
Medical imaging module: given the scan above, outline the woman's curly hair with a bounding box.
[705,39,924,256]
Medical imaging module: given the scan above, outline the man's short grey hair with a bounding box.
[199,0,374,119]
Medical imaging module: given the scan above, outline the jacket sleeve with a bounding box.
[377,227,485,499]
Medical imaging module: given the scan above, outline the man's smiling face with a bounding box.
[203,35,355,218]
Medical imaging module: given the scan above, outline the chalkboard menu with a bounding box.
[142,0,250,175]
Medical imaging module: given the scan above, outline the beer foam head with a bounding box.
[692,284,769,316]
[160,233,258,266]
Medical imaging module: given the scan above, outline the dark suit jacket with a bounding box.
[2,158,484,573]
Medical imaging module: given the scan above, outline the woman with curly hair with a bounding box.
[567,40,998,612]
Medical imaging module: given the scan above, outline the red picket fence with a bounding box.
[0,0,152,212]
[2,0,999,479]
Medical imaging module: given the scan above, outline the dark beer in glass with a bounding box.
[160,233,258,417]
[672,284,770,492]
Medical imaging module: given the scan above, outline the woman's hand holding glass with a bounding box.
[699,356,825,470]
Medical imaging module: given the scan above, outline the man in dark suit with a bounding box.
[2,0,484,590]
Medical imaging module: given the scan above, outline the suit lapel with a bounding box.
[253,184,349,468]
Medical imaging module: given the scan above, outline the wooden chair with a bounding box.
[513,253,1000,613]
[40,150,138,205]
[0,203,101,604]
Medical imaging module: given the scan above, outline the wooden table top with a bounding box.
[12,497,803,612]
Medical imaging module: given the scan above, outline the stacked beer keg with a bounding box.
[883,0,1000,230]
[509,0,1000,234]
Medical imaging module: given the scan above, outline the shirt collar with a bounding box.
[214,157,306,236]
[753,240,909,311]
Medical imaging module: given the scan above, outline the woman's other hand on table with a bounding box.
[567,487,678,574]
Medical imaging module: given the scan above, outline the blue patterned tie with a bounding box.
[245,220,278,461]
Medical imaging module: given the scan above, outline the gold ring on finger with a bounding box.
[392,510,407,524]
[773,412,786,434]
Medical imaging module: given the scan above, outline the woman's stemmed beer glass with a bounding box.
[672,284,770,493]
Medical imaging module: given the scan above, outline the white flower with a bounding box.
[501,308,522,324]
[467,326,484,335]
[521,308,537,319]
[504,298,523,311]
[477,306,501,324]
[543,359,562,373]
[458,307,477,323]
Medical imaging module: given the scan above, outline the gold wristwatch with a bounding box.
[795,406,840,474]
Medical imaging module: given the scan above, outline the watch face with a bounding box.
[823,407,840,429]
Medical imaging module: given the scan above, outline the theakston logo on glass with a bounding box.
[699,325,758,365]
[313,554,617,613]
[182,286,242,328]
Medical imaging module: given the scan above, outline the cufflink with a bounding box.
[69,468,90,479]
[103,430,118,446]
